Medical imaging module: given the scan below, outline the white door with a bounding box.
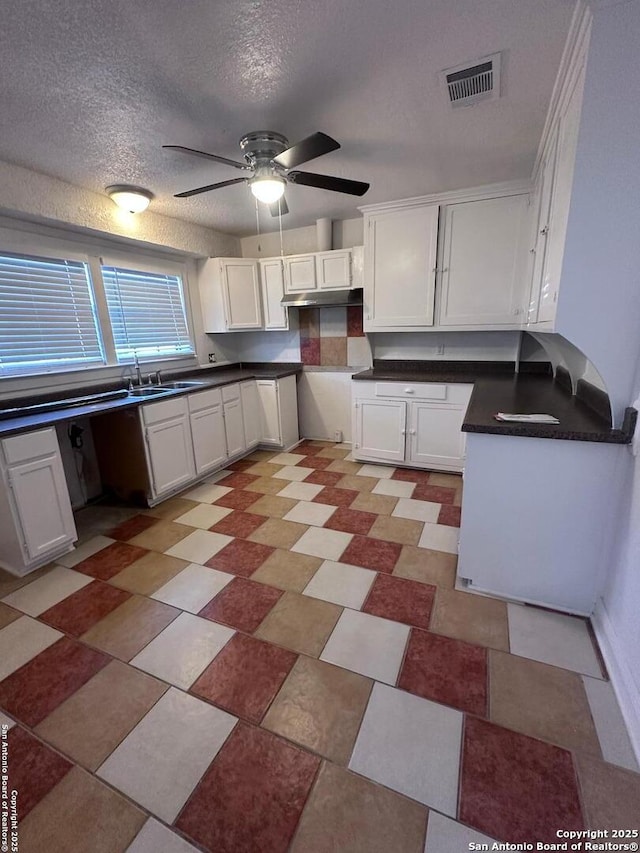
[438,195,529,326]
[145,415,195,497]
[354,399,406,462]
[316,250,352,290]
[256,380,281,445]
[241,381,261,449]
[222,259,263,329]
[223,398,246,457]
[8,454,76,561]
[284,255,317,293]
[527,128,559,324]
[366,205,439,328]
[259,259,288,330]
[408,402,466,471]
[191,404,227,475]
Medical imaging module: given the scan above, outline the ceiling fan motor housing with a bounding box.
[239,131,289,169]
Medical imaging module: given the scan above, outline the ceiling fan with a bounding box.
[163,131,370,216]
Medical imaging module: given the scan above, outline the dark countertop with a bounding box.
[351,360,634,445]
[0,362,302,438]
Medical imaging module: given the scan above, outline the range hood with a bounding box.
[281,288,363,308]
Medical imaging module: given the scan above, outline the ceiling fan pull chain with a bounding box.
[279,199,284,258]
[255,196,261,253]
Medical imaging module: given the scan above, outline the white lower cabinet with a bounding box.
[256,375,299,449]
[240,381,261,449]
[189,390,227,476]
[0,428,77,575]
[222,386,246,458]
[352,382,472,472]
[142,398,196,499]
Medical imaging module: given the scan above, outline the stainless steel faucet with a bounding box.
[133,352,143,387]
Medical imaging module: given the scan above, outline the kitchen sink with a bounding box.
[128,387,171,397]
[159,380,206,389]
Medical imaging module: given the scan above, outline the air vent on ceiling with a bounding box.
[441,53,501,108]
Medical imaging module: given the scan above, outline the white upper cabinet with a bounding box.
[364,204,439,330]
[199,258,263,332]
[283,254,317,293]
[259,259,288,330]
[437,195,529,326]
[315,250,352,290]
[527,128,559,324]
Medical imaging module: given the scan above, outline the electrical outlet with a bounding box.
[208,352,217,363]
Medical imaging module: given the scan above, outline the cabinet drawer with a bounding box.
[141,396,188,426]
[188,387,223,413]
[221,383,241,403]
[2,428,58,464]
[375,382,447,400]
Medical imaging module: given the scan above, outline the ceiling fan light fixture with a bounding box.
[106,185,154,213]
[249,175,285,204]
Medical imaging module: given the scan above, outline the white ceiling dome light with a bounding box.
[107,185,154,213]
[249,174,286,204]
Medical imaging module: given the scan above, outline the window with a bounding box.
[101,265,194,362]
[0,251,104,375]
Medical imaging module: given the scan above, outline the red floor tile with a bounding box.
[206,539,275,577]
[398,629,487,715]
[216,472,260,489]
[39,581,131,637]
[324,507,377,535]
[312,486,358,508]
[392,468,432,484]
[459,717,584,843]
[6,727,73,822]
[107,515,158,541]
[295,440,324,455]
[226,458,255,471]
[214,489,260,511]
[438,505,461,527]
[304,470,343,487]
[210,510,266,539]
[412,483,456,504]
[362,574,436,629]
[199,577,283,633]
[298,455,332,470]
[0,637,109,727]
[340,535,402,573]
[176,724,320,853]
[74,541,149,580]
[191,634,296,723]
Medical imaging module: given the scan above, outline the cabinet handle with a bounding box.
[409,429,416,435]
[401,429,406,435]
[404,388,415,394]
[540,225,549,236]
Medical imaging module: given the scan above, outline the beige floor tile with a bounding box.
[251,550,322,592]
[328,460,364,475]
[0,601,21,630]
[181,482,232,503]
[248,518,309,549]
[489,650,602,755]
[109,552,189,596]
[143,497,200,521]
[245,461,284,477]
[165,529,232,564]
[2,565,92,616]
[245,449,278,462]
[173,504,232,530]
[255,592,342,657]
[393,546,457,588]
[575,752,640,830]
[81,595,180,660]
[0,564,57,598]
[428,472,463,489]
[151,564,232,613]
[316,447,351,459]
[244,476,288,495]
[336,474,379,492]
[369,515,424,546]
[36,660,167,770]
[453,487,463,507]
[0,616,62,681]
[430,587,509,651]
[248,494,298,518]
[128,520,193,552]
[263,657,372,764]
[351,492,398,515]
[19,766,146,853]
[291,762,427,853]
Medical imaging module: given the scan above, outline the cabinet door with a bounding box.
[365,205,438,328]
[439,195,529,326]
[241,381,261,449]
[284,256,317,293]
[259,259,288,330]
[145,415,195,497]
[527,129,559,324]
[408,402,466,470]
[354,399,406,462]
[223,398,246,457]
[256,380,282,445]
[191,404,227,475]
[8,454,76,561]
[221,260,263,329]
[316,250,352,290]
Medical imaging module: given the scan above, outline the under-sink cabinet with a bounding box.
[351,382,473,472]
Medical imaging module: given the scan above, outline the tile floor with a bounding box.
[1,440,639,852]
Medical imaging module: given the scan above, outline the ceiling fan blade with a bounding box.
[273,132,340,170]
[163,145,249,171]
[174,178,246,198]
[288,171,370,197]
[269,196,289,217]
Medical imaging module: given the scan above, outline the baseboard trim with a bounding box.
[592,598,640,765]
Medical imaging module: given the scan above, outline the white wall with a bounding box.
[371,331,521,362]
[240,217,363,257]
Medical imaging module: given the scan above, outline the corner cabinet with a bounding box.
[256,375,299,449]
[199,258,263,332]
[0,428,77,576]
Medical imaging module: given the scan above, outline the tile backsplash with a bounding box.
[299,306,369,367]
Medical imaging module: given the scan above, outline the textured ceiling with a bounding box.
[0,0,574,236]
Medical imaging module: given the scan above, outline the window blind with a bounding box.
[0,252,104,375]
[101,265,194,362]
